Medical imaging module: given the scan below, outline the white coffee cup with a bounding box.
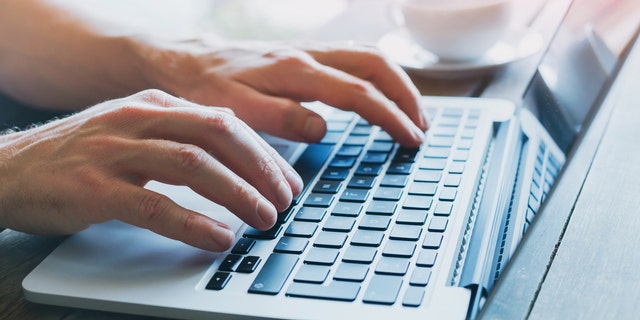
[397,0,513,61]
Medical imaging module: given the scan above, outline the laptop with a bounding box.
[22,1,632,319]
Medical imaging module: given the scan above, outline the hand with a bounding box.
[138,39,428,147]
[0,89,302,251]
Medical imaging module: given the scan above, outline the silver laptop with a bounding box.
[22,3,629,319]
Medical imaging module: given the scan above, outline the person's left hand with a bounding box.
[136,39,428,147]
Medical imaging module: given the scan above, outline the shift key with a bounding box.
[248,253,298,295]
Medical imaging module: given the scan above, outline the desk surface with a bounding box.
[2,1,639,319]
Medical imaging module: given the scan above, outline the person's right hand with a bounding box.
[0,89,302,252]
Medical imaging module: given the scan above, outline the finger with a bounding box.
[223,81,327,143]
[117,139,280,230]
[109,183,236,252]
[308,46,429,131]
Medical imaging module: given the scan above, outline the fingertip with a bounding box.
[210,222,236,251]
[256,197,277,230]
[302,114,327,142]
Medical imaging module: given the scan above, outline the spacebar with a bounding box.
[248,253,298,295]
[286,282,361,301]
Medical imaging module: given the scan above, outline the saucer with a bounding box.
[378,27,544,78]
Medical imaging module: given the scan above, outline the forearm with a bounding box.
[0,0,153,110]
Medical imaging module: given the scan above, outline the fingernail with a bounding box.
[412,125,426,145]
[303,115,326,141]
[211,223,235,250]
[256,198,277,228]
[419,110,429,131]
[275,180,293,209]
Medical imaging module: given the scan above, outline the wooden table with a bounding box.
[2,0,638,319]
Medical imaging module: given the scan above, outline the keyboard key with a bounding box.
[284,221,318,238]
[344,135,369,146]
[368,141,394,153]
[231,238,255,255]
[429,137,455,147]
[393,148,420,162]
[314,231,348,248]
[348,175,376,189]
[396,209,428,225]
[336,145,363,157]
[362,152,388,164]
[326,121,350,132]
[333,262,370,282]
[287,281,360,302]
[294,264,330,283]
[409,267,432,286]
[355,163,383,176]
[320,132,343,144]
[389,225,422,241]
[243,224,283,240]
[373,187,403,201]
[321,168,349,180]
[380,174,409,187]
[294,207,326,222]
[304,193,335,207]
[414,169,442,183]
[403,287,425,307]
[416,249,438,267]
[359,215,391,231]
[312,180,342,194]
[428,217,449,232]
[452,150,469,161]
[408,182,438,196]
[274,237,309,254]
[445,174,462,188]
[277,206,295,224]
[423,147,451,158]
[458,138,473,150]
[366,200,397,215]
[422,232,443,249]
[205,272,231,291]
[332,202,363,217]
[340,188,369,202]
[419,158,447,170]
[329,156,357,168]
[293,144,334,203]
[375,257,410,275]
[322,216,356,232]
[218,254,242,272]
[304,247,339,265]
[386,162,413,175]
[434,202,453,216]
[236,256,261,273]
[363,275,403,305]
[449,161,465,174]
[350,230,385,247]
[351,124,373,136]
[439,187,457,201]
[249,253,298,295]
[382,240,416,258]
[403,195,433,210]
[342,246,377,264]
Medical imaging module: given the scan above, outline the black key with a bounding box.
[365,201,397,216]
[332,202,363,217]
[361,152,388,164]
[373,187,403,201]
[321,168,349,181]
[205,272,231,291]
[284,221,317,238]
[396,209,428,225]
[294,264,330,283]
[322,216,356,232]
[375,257,409,275]
[294,207,326,222]
[277,206,295,224]
[274,237,309,254]
[304,193,335,207]
[355,163,383,176]
[249,254,298,295]
[382,240,416,258]
[333,263,369,282]
[386,162,413,175]
[409,267,432,286]
[218,254,242,272]
[416,249,438,267]
[243,224,283,240]
[359,215,391,231]
[304,247,339,265]
[286,281,360,302]
[329,156,357,168]
[350,230,385,247]
[314,231,348,248]
[231,238,255,255]
[380,174,409,187]
[403,287,425,307]
[312,180,342,194]
[236,256,261,273]
[363,275,403,305]
[347,175,376,189]
[292,144,334,204]
[340,188,370,202]
[342,246,377,264]
[393,147,420,162]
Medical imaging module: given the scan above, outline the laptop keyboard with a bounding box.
[206,106,484,307]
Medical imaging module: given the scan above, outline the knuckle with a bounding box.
[254,155,278,180]
[205,112,240,136]
[137,192,170,222]
[181,213,200,235]
[174,145,208,173]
